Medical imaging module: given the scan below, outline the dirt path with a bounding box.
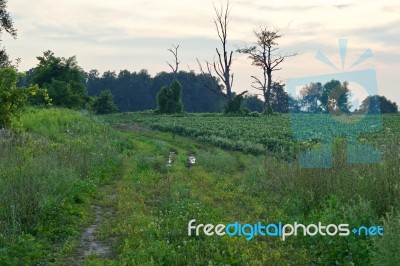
[80,205,111,257]
[69,187,116,265]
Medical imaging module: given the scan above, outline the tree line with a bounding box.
[0,0,398,129]
[297,80,398,114]
[86,69,224,113]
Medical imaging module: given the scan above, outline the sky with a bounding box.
[3,0,400,104]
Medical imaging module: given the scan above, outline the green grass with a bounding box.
[101,112,400,265]
[1,109,399,265]
[0,108,123,265]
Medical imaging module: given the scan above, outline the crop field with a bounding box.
[104,113,398,159]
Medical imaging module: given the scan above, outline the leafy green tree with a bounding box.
[156,79,183,114]
[0,68,49,128]
[357,95,398,114]
[91,89,117,114]
[299,82,323,113]
[31,51,88,108]
[0,0,17,67]
[320,80,351,114]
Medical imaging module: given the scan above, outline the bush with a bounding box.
[249,111,261,117]
[156,79,183,114]
[0,67,50,128]
[224,91,248,115]
[91,89,117,114]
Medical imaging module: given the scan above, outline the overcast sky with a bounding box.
[3,0,400,103]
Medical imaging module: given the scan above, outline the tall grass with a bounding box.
[0,108,123,265]
[104,113,400,265]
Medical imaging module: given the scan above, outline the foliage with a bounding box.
[243,95,264,112]
[91,89,117,114]
[357,95,398,114]
[298,80,351,114]
[319,80,351,114]
[156,79,184,114]
[372,211,400,265]
[31,51,88,109]
[270,82,290,113]
[0,0,17,38]
[2,108,400,264]
[0,108,122,264]
[86,70,223,112]
[104,112,298,158]
[0,67,49,128]
[0,0,17,67]
[101,112,400,264]
[299,82,323,113]
[223,91,248,114]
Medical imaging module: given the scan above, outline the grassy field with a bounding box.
[1,109,399,265]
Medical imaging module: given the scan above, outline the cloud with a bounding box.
[3,0,400,103]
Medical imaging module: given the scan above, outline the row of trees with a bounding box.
[86,69,224,113]
[298,80,398,114]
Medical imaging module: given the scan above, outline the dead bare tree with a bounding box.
[166,44,180,76]
[197,1,234,102]
[238,27,299,114]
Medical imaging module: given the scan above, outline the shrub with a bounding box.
[224,91,248,115]
[91,89,117,114]
[0,67,50,128]
[156,79,183,114]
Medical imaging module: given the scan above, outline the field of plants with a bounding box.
[1,109,400,265]
[104,113,395,159]
[104,112,400,265]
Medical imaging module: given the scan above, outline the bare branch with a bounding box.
[197,58,227,98]
[166,44,180,75]
[186,63,193,72]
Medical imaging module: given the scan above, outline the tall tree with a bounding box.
[197,1,234,102]
[238,27,298,114]
[0,0,17,67]
[31,51,88,108]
